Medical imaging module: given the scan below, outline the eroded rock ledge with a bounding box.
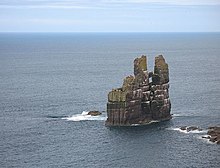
[105,55,171,126]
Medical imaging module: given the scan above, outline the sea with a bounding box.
[0,33,220,168]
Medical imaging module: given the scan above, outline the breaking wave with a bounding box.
[167,127,216,144]
[167,127,207,134]
[62,111,107,121]
[197,135,216,144]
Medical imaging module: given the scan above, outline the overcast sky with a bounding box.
[0,0,220,32]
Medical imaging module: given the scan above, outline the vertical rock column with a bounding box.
[151,55,171,120]
[125,56,148,124]
[107,89,126,125]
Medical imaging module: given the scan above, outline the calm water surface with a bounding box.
[0,33,220,168]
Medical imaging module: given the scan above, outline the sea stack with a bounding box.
[105,55,171,126]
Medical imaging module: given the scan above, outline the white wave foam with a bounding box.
[131,120,159,126]
[168,127,215,144]
[197,135,215,144]
[169,128,188,133]
[172,114,183,117]
[167,127,207,134]
[62,111,107,121]
[172,113,193,117]
[131,124,140,126]
[150,120,159,123]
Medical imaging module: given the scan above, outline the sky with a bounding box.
[0,0,220,32]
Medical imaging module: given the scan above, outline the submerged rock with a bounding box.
[180,126,187,130]
[88,111,102,116]
[105,55,172,126]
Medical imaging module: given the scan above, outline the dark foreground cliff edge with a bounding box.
[105,55,172,126]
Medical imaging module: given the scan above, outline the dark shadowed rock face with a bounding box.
[105,55,172,126]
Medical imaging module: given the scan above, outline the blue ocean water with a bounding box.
[0,33,220,168]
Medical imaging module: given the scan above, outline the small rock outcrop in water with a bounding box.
[105,55,171,126]
[88,111,102,116]
[204,126,220,144]
[180,126,202,132]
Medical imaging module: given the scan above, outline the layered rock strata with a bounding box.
[106,55,171,126]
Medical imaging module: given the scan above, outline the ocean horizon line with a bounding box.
[0,31,220,34]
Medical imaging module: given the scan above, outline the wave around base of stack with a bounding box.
[62,111,107,122]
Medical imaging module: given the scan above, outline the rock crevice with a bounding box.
[105,55,172,126]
